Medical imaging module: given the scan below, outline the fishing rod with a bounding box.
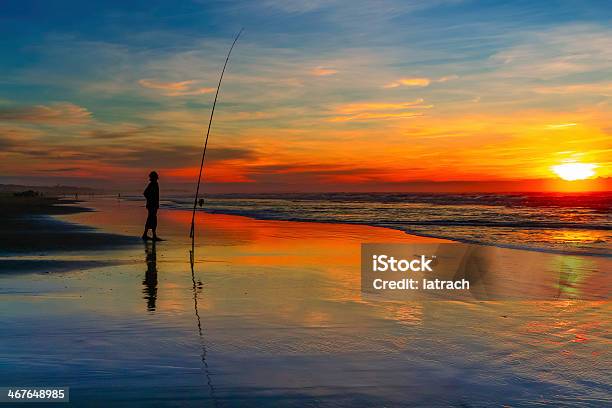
[190,28,244,240]
[185,30,242,406]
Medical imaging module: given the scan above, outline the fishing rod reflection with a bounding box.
[143,241,158,311]
[189,245,218,405]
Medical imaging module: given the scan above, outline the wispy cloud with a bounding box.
[489,25,612,80]
[138,78,215,97]
[384,77,430,88]
[138,79,196,90]
[311,66,338,76]
[546,123,577,129]
[533,82,612,96]
[83,125,157,140]
[36,167,81,173]
[437,75,459,83]
[328,111,424,122]
[165,87,216,97]
[335,99,431,114]
[105,145,258,168]
[330,99,432,121]
[383,75,457,88]
[0,102,92,125]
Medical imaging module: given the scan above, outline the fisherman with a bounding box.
[142,171,161,241]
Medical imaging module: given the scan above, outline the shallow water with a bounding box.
[159,192,611,256]
[0,198,610,406]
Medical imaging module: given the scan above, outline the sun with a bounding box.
[551,162,597,181]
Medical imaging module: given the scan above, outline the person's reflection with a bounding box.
[143,241,158,311]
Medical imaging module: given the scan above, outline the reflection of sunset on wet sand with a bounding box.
[1,198,607,405]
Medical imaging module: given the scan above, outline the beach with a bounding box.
[0,197,610,406]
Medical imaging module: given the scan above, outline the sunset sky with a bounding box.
[0,0,610,192]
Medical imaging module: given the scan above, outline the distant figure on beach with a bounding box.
[142,171,161,241]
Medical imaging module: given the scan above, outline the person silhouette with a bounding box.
[142,171,161,241]
[143,241,158,311]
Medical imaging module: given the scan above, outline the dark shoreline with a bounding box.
[0,196,139,273]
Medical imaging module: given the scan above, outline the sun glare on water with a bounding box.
[551,162,597,181]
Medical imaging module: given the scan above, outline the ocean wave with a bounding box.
[168,192,612,211]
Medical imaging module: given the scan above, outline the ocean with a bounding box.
[156,192,611,257]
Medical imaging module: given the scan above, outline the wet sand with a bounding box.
[0,195,137,256]
[0,198,610,406]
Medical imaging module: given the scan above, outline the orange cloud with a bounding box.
[384,77,431,88]
[384,75,458,88]
[138,78,215,97]
[311,66,338,76]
